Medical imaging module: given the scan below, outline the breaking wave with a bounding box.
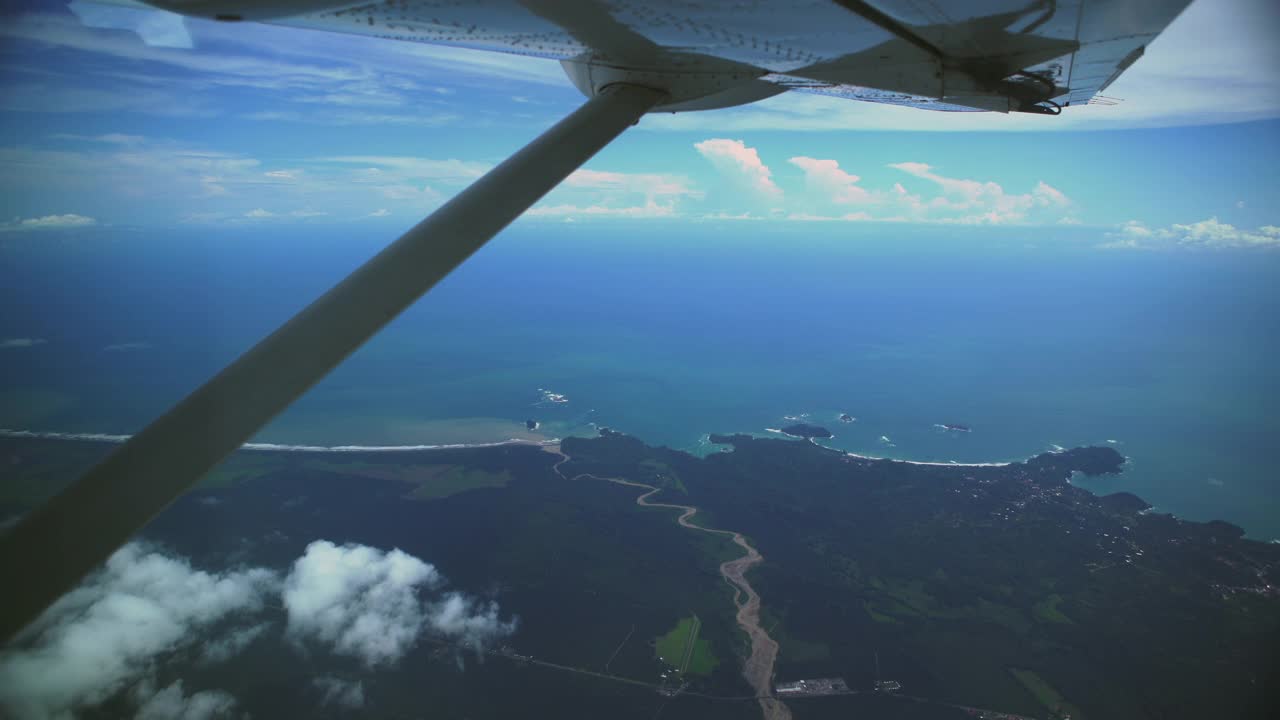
[0,429,558,453]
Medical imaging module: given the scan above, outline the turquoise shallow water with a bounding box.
[1,223,1277,537]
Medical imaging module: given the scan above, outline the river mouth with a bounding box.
[547,446,791,720]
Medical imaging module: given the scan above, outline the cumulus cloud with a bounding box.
[777,155,1073,225]
[0,543,277,720]
[788,156,876,205]
[1103,217,1280,249]
[0,539,514,718]
[283,541,440,667]
[694,139,782,199]
[426,593,518,652]
[282,540,515,667]
[888,162,1072,224]
[243,208,273,218]
[0,214,96,232]
[368,208,390,217]
[312,677,365,710]
[0,338,46,349]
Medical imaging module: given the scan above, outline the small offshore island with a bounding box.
[1,429,1277,720]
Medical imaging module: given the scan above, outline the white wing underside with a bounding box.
[255,0,1191,114]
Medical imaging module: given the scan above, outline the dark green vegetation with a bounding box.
[4,432,1278,719]
[0,437,754,719]
[562,432,1280,720]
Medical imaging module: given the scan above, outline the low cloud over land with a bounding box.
[0,540,515,719]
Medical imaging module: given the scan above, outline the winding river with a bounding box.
[547,446,791,720]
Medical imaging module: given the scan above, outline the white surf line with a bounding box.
[0,428,559,453]
[742,429,1015,467]
[843,450,1014,468]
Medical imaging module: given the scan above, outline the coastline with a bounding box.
[0,428,560,453]
[0,426,1069,467]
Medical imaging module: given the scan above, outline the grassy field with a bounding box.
[292,460,511,500]
[1010,667,1084,719]
[200,455,283,488]
[654,615,719,676]
[405,465,511,500]
[1032,594,1073,624]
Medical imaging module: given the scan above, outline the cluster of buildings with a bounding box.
[774,677,850,696]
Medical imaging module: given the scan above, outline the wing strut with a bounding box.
[0,83,666,643]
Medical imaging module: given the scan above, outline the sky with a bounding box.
[0,5,1277,718]
[0,0,1277,249]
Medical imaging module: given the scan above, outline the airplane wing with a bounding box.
[133,0,1192,114]
[0,0,1195,642]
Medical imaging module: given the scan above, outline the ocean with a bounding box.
[1,222,1277,537]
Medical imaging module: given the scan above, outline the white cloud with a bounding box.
[0,138,503,223]
[788,157,876,205]
[282,540,515,668]
[196,623,269,665]
[104,342,152,352]
[283,541,439,667]
[0,540,516,718]
[778,155,1073,225]
[693,139,782,199]
[1236,200,1246,209]
[564,169,690,196]
[1103,217,1280,249]
[312,677,365,710]
[784,211,875,223]
[0,338,46,349]
[889,162,1071,224]
[0,543,277,720]
[527,202,676,219]
[368,208,390,217]
[132,679,241,720]
[49,133,146,146]
[321,156,489,183]
[1,214,97,232]
[425,593,518,652]
[530,168,700,219]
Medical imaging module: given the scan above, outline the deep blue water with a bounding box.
[1,223,1277,537]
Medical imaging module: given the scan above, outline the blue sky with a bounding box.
[0,0,1277,248]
